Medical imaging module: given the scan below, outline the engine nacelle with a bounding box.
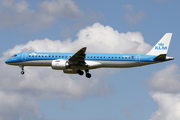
[51,59,69,70]
[63,69,77,74]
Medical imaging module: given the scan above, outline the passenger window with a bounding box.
[97,56,99,58]
[125,57,127,59]
[94,56,96,58]
[122,57,124,59]
[62,56,64,58]
[42,56,43,57]
[65,56,67,58]
[32,55,34,57]
[87,56,89,58]
[49,56,50,57]
[39,55,40,57]
[35,55,37,57]
[29,55,31,57]
[119,57,120,59]
[59,56,61,57]
[112,57,113,58]
[109,57,110,58]
[91,56,92,58]
[100,57,102,58]
[52,56,54,57]
[104,57,105,58]
[115,57,117,59]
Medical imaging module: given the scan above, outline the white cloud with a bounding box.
[0,92,40,120]
[149,93,180,120]
[0,0,103,31]
[74,23,151,54]
[148,64,180,93]
[123,4,145,26]
[39,0,82,18]
[0,0,83,29]
[148,64,180,120]
[1,23,151,119]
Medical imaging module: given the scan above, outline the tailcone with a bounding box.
[166,56,174,60]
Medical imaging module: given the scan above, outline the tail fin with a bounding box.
[147,33,172,55]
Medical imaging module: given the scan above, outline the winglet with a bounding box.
[147,33,172,55]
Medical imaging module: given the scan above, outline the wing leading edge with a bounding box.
[69,47,86,62]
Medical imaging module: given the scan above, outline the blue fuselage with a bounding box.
[5,52,167,69]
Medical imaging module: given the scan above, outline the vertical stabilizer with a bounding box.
[147,33,172,55]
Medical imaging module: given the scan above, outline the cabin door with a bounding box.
[136,54,140,62]
[22,53,27,61]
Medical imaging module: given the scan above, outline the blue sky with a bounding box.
[1,0,180,120]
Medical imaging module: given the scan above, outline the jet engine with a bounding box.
[51,59,69,70]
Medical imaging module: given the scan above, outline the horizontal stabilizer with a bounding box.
[154,54,166,60]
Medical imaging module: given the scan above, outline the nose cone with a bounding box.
[5,54,20,65]
[5,58,16,65]
[5,59,11,65]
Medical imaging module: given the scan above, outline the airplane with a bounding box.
[5,33,174,78]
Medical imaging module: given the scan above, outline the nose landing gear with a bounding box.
[19,66,25,75]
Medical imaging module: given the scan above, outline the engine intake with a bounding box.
[51,59,69,70]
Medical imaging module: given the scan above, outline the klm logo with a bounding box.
[155,43,167,50]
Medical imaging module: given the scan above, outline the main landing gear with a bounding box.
[19,66,25,75]
[77,70,84,76]
[77,69,91,78]
[85,70,91,78]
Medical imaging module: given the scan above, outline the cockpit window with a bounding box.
[12,54,17,57]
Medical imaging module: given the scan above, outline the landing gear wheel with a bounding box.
[21,71,24,75]
[77,70,84,76]
[85,70,91,78]
[86,73,91,78]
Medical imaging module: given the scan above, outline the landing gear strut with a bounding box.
[19,66,25,75]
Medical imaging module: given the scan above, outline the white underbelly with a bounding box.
[99,61,156,68]
[9,60,52,66]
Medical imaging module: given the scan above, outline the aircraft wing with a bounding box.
[69,47,86,64]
